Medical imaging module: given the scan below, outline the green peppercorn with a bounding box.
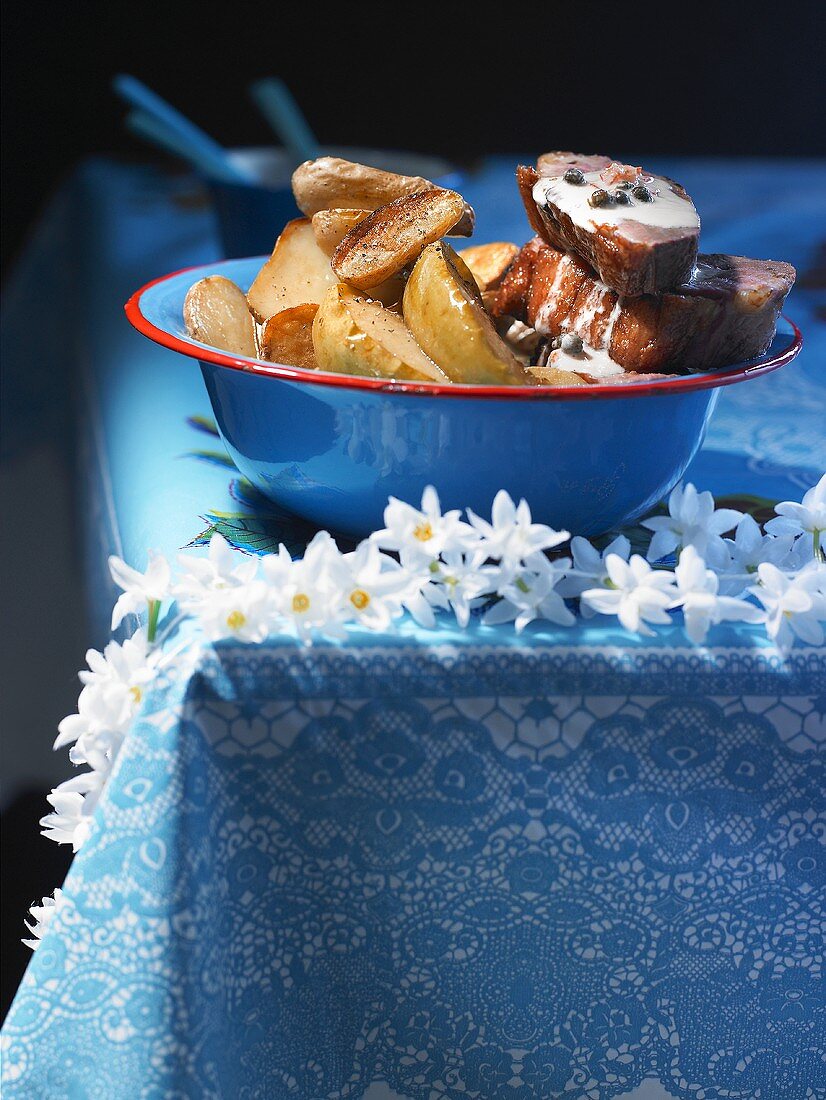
[563,167,586,184]
[588,188,611,208]
[632,184,653,202]
[560,333,583,353]
[613,189,630,205]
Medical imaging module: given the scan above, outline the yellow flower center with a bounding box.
[413,522,433,542]
[292,593,310,614]
[350,588,370,611]
[226,609,247,631]
[129,685,143,705]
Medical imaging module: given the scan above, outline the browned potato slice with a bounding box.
[332,190,466,292]
[247,218,337,323]
[403,242,527,386]
[183,275,257,357]
[260,304,319,369]
[459,242,519,294]
[528,365,592,386]
[313,284,448,382]
[310,207,405,306]
[311,209,370,256]
[292,156,474,234]
[311,207,405,307]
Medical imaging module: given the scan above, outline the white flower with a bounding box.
[581,553,677,636]
[40,770,107,850]
[108,550,171,630]
[672,546,764,644]
[642,482,742,563]
[484,553,575,632]
[23,889,64,951]
[194,581,272,643]
[262,531,347,644]
[556,534,630,615]
[45,632,161,854]
[372,486,473,569]
[749,561,826,650]
[174,533,258,610]
[78,629,155,694]
[766,474,826,559]
[54,631,157,754]
[333,541,411,633]
[421,551,489,628]
[717,513,804,590]
[467,490,569,571]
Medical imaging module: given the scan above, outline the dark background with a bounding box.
[1,0,824,1018]
[3,1,826,272]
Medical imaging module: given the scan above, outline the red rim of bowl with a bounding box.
[125,264,803,402]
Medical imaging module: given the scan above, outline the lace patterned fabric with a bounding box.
[3,645,824,1098]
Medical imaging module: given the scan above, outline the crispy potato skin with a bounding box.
[183,275,257,358]
[260,304,319,369]
[311,209,370,256]
[246,218,337,322]
[528,365,591,386]
[403,243,527,386]
[332,190,466,291]
[312,283,447,382]
[293,157,432,214]
[458,242,519,293]
[292,156,474,235]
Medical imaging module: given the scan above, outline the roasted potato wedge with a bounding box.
[260,304,319,369]
[313,284,448,383]
[312,207,406,303]
[332,190,467,292]
[403,243,527,386]
[528,365,592,386]
[369,273,407,310]
[292,156,474,234]
[246,218,337,323]
[311,209,370,256]
[311,206,406,305]
[459,242,519,294]
[183,275,257,358]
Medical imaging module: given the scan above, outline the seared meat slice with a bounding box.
[518,155,701,297]
[493,238,795,374]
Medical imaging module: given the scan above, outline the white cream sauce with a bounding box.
[533,171,699,233]
[547,341,624,379]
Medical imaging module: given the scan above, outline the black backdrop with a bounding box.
[3,1,826,272]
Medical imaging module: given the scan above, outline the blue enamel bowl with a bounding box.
[127,258,801,540]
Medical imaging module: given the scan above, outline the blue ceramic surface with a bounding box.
[130,257,800,540]
[208,146,464,258]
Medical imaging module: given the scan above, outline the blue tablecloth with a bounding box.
[2,158,825,1099]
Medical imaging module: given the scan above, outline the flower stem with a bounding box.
[146,599,161,644]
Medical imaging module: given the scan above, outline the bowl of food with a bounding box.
[127,153,801,539]
[208,146,464,258]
